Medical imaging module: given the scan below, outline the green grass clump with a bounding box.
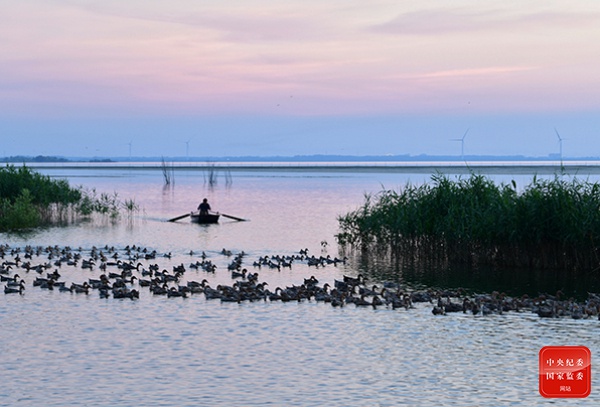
[0,189,41,229]
[337,173,600,271]
[0,164,81,230]
[0,164,81,207]
[0,164,138,231]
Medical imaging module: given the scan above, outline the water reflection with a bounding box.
[350,247,600,300]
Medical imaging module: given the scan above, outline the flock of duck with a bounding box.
[2,243,600,320]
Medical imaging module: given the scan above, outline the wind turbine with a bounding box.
[127,141,132,160]
[554,128,566,165]
[184,140,190,160]
[451,128,470,161]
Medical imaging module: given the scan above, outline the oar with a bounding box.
[168,213,191,222]
[220,213,247,222]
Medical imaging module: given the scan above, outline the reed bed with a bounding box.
[337,173,600,271]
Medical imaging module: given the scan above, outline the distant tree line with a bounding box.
[2,155,70,163]
[1,156,115,163]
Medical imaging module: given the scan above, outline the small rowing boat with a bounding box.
[190,212,220,224]
[168,211,245,223]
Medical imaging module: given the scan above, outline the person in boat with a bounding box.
[198,198,211,215]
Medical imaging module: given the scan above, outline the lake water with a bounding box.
[1,164,599,406]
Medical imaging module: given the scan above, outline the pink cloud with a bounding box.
[413,66,539,79]
[370,9,600,35]
[75,2,340,43]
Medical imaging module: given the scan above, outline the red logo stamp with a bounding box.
[539,346,591,398]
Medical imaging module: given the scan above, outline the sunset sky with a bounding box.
[1,1,599,158]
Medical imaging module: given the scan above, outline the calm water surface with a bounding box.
[1,165,599,406]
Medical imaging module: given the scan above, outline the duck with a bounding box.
[113,287,139,300]
[118,261,143,272]
[0,264,13,275]
[306,256,323,267]
[70,282,91,294]
[388,293,411,310]
[332,256,347,265]
[6,278,25,288]
[432,305,445,315]
[266,287,282,302]
[334,279,349,291]
[440,298,463,313]
[151,283,169,295]
[203,285,223,300]
[535,301,557,318]
[1,273,19,282]
[33,276,52,287]
[231,268,247,279]
[343,274,365,286]
[330,293,345,307]
[137,277,153,287]
[115,275,137,285]
[59,284,73,293]
[172,264,186,274]
[353,295,374,308]
[108,271,123,279]
[371,295,384,308]
[167,287,187,298]
[313,284,332,302]
[187,279,209,288]
[359,285,379,297]
[88,275,110,288]
[4,283,24,294]
[220,291,241,303]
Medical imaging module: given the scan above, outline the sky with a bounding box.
[1,0,600,158]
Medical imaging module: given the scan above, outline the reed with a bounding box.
[122,198,139,223]
[161,157,175,185]
[76,188,121,219]
[205,163,218,187]
[337,173,600,271]
[225,169,233,187]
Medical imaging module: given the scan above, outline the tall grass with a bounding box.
[337,173,600,271]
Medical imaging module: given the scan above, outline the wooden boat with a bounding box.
[190,212,220,224]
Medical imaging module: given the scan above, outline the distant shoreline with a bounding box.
[2,153,598,164]
[5,154,600,175]
[14,160,600,175]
